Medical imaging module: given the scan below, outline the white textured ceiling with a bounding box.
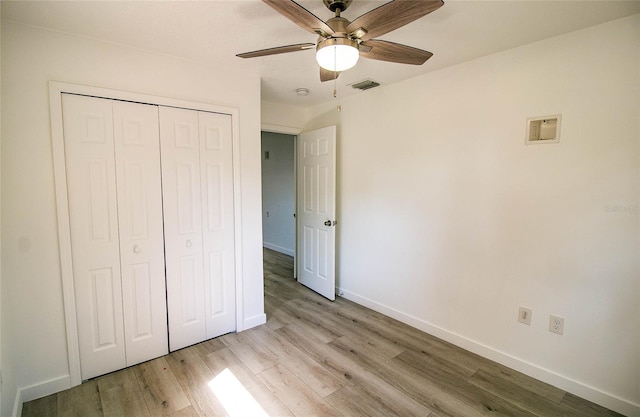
[3,0,639,107]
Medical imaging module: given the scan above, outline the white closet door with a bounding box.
[160,106,207,351]
[199,111,236,338]
[62,94,126,379]
[113,101,168,366]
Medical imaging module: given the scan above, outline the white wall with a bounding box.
[261,100,308,132]
[305,15,640,416]
[1,20,264,416]
[261,132,295,256]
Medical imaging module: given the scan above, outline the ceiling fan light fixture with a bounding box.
[316,38,359,72]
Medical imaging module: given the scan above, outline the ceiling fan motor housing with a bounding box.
[325,16,351,36]
[323,0,353,12]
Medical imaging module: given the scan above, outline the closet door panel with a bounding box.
[113,101,168,366]
[62,94,126,380]
[199,112,236,338]
[160,106,206,351]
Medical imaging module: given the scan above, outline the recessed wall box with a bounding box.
[526,115,561,145]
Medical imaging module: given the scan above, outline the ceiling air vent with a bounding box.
[350,79,380,91]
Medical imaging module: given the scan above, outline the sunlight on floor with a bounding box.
[208,368,270,417]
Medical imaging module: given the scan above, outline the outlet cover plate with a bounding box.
[549,315,564,335]
[518,307,532,325]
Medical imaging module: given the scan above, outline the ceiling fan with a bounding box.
[237,0,444,82]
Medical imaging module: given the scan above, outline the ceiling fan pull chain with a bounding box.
[333,45,338,99]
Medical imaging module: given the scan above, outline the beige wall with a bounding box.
[1,20,264,416]
[302,15,639,415]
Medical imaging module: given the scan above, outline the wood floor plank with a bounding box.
[165,347,228,416]
[264,301,300,331]
[560,392,624,417]
[226,328,279,374]
[247,325,344,397]
[390,347,538,417]
[275,323,437,416]
[203,347,295,417]
[331,302,483,377]
[57,379,103,417]
[98,368,149,417]
[191,337,227,359]
[325,382,435,417]
[328,335,485,417]
[305,305,408,360]
[218,328,253,346]
[257,364,343,417]
[133,357,191,416]
[333,333,405,360]
[21,393,57,417]
[273,299,344,343]
[167,405,200,417]
[475,361,566,404]
[467,368,588,417]
[100,385,150,417]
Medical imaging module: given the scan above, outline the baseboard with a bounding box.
[336,287,640,417]
[13,375,71,417]
[263,242,294,257]
[243,313,267,331]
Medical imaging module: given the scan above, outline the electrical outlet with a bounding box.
[518,307,532,325]
[549,315,564,335]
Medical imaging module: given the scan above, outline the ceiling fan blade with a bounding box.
[263,0,334,37]
[347,0,443,41]
[237,43,315,58]
[360,39,433,65]
[320,68,340,82]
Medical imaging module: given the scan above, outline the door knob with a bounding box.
[324,220,331,226]
[186,239,192,248]
[133,244,142,254]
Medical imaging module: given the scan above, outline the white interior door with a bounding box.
[199,111,236,338]
[113,101,168,366]
[297,126,337,301]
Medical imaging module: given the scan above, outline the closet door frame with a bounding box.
[49,81,245,387]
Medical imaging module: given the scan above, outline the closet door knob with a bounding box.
[133,244,142,254]
[186,240,193,248]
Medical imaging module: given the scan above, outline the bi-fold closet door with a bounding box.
[63,94,168,380]
[62,94,236,381]
[160,106,236,352]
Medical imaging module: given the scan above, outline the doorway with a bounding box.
[261,131,296,268]
[260,126,337,300]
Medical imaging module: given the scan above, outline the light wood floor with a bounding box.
[23,248,622,417]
